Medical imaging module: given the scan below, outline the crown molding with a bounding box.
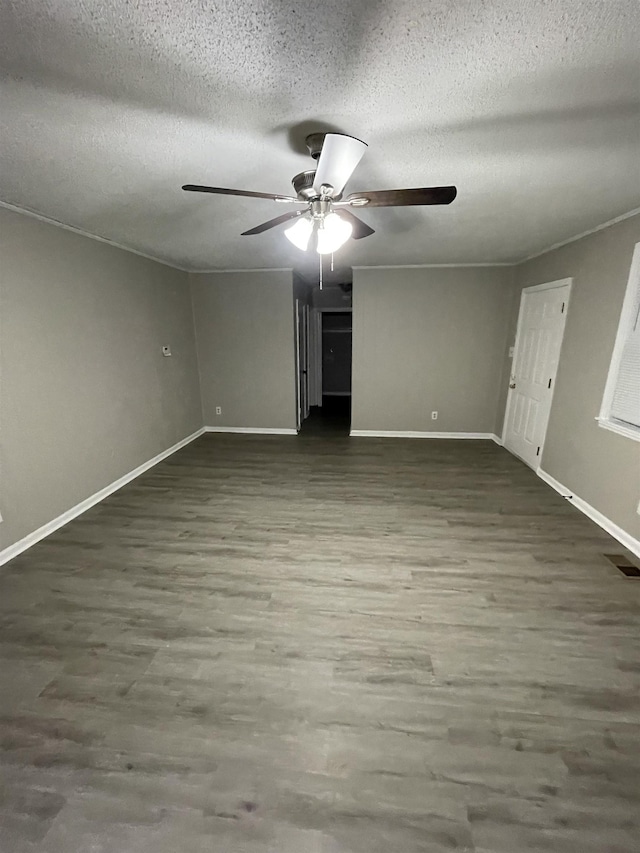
[0,199,191,272]
[189,267,294,275]
[4,196,638,273]
[520,207,640,263]
[352,262,515,269]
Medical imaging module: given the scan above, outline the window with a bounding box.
[598,241,640,441]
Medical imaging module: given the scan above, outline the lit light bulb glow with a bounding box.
[284,216,313,251]
[316,213,353,254]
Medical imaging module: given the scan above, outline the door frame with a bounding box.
[302,303,310,420]
[501,278,572,466]
[295,299,312,430]
[309,308,322,407]
[295,299,301,430]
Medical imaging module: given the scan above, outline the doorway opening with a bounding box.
[297,276,353,436]
[314,309,352,433]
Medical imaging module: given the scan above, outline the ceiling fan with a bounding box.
[182,133,457,255]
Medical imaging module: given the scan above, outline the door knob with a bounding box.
[509,383,516,389]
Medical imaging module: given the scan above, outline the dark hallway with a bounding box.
[299,397,351,436]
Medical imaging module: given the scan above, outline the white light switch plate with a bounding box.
[162,345,171,357]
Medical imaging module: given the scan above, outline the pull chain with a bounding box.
[330,252,334,272]
[319,252,323,290]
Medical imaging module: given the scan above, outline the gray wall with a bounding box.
[4,203,637,554]
[190,270,297,430]
[351,266,514,433]
[0,208,202,552]
[506,213,640,541]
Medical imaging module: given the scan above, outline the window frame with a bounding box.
[597,240,640,442]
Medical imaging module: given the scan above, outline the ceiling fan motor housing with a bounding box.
[291,170,317,200]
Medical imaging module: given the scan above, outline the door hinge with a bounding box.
[536,446,541,456]
[548,378,552,389]
[561,302,565,313]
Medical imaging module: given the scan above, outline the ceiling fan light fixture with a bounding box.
[316,213,353,255]
[284,215,313,251]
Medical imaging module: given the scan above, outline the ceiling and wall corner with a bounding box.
[0,199,193,272]
[1,1,638,275]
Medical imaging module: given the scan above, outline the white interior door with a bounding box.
[503,280,571,469]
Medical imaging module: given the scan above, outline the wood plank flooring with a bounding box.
[1,433,639,852]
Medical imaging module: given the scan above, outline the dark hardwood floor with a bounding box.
[1,434,639,852]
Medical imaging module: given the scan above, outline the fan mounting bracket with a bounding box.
[305,133,326,161]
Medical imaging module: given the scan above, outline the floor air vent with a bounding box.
[605,554,640,577]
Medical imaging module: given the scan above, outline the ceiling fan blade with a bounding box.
[335,209,375,239]
[312,134,367,197]
[182,184,300,203]
[241,210,304,236]
[346,186,457,207]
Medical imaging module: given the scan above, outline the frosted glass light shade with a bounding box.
[284,216,313,251]
[316,213,353,254]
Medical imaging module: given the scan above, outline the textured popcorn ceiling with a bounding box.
[0,0,639,273]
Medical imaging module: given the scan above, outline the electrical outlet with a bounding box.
[431,411,438,420]
[508,346,515,358]
[215,406,222,416]
[162,345,172,357]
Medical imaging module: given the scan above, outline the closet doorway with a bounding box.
[321,309,352,401]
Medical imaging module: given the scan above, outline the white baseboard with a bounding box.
[537,467,640,559]
[204,426,298,435]
[349,430,496,439]
[491,433,504,446]
[0,427,206,568]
